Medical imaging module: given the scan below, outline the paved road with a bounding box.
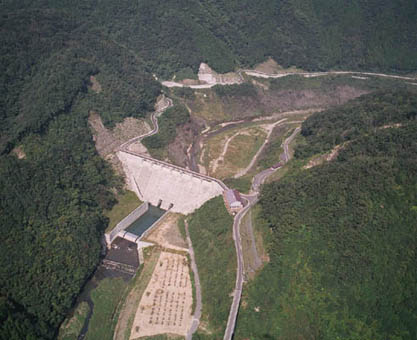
[162,69,415,89]
[251,126,300,192]
[243,69,417,81]
[224,127,301,340]
[118,96,173,151]
[223,195,254,340]
[282,127,301,162]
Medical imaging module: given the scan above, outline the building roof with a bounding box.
[224,188,242,205]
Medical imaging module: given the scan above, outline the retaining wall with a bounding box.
[105,202,149,245]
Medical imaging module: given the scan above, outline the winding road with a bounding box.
[223,127,301,340]
[118,95,173,151]
[115,67,415,340]
[162,68,416,89]
[242,69,417,81]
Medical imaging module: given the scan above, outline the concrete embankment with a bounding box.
[105,202,149,245]
[118,150,225,214]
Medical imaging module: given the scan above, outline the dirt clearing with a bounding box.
[143,213,188,251]
[89,75,102,93]
[11,145,26,159]
[129,251,193,339]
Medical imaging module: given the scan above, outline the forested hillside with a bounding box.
[1,0,416,338]
[235,90,417,339]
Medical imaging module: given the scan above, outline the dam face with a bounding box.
[118,151,224,214]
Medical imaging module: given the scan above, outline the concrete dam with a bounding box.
[118,150,224,214]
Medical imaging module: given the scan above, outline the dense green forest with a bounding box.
[235,90,417,339]
[1,0,416,338]
[0,96,118,339]
[142,104,190,153]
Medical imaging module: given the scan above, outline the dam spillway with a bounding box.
[118,151,224,214]
[126,205,165,237]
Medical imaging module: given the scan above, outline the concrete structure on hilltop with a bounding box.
[198,62,241,85]
[198,63,217,84]
[118,151,224,214]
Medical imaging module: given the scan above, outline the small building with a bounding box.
[223,189,244,214]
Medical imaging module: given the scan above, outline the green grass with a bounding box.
[175,66,198,81]
[225,132,265,169]
[257,126,291,170]
[177,216,187,241]
[58,302,90,340]
[85,278,128,340]
[223,176,252,194]
[104,190,141,232]
[187,253,197,316]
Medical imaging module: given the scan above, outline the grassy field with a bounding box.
[58,302,90,340]
[239,210,258,280]
[177,216,187,241]
[239,204,272,281]
[188,197,235,338]
[224,131,265,167]
[186,91,228,122]
[223,176,252,193]
[105,190,142,232]
[85,278,129,340]
[203,126,266,179]
[250,205,270,266]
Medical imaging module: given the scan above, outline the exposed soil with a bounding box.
[129,251,193,339]
[304,143,346,169]
[167,117,203,168]
[113,249,161,340]
[143,213,188,251]
[253,58,282,74]
[89,76,102,93]
[89,111,150,175]
[11,145,26,159]
[184,84,367,127]
[198,63,241,85]
[260,86,368,112]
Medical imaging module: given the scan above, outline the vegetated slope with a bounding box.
[0,1,416,338]
[235,90,417,339]
[142,104,191,160]
[172,76,416,125]
[0,98,118,339]
[188,197,236,339]
[0,4,159,339]
[0,5,161,154]
[296,89,417,158]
